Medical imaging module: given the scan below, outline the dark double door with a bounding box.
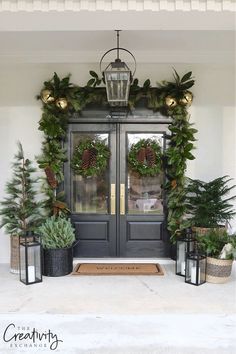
[66,122,169,258]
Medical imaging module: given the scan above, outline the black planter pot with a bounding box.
[43,247,73,277]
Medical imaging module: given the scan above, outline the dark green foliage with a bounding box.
[165,106,198,239]
[0,142,42,236]
[185,176,236,228]
[38,70,196,237]
[38,216,75,249]
[197,229,236,259]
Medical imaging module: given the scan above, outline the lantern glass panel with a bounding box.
[104,63,131,106]
[176,237,195,276]
[20,243,26,283]
[176,240,186,276]
[19,235,42,285]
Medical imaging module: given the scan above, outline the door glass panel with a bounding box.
[127,133,164,215]
[71,133,109,214]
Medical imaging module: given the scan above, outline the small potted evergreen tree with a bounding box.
[0,142,42,273]
[38,215,75,276]
[185,176,236,235]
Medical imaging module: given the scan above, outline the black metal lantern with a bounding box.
[100,30,136,107]
[19,232,42,285]
[176,228,196,277]
[185,251,206,286]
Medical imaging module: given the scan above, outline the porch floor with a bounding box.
[0,260,235,354]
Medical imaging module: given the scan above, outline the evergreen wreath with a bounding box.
[71,139,110,177]
[128,139,162,176]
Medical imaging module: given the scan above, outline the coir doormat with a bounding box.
[72,263,164,275]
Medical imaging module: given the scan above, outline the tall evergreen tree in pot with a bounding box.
[0,142,42,273]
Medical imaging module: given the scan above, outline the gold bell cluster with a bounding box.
[40,89,68,110]
[165,91,193,108]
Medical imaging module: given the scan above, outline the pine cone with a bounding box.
[81,149,90,170]
[137,147,146,163]
[146,146,156,167]
[89,147,98,167]
[44,166,57,188]
[53,201,68,216]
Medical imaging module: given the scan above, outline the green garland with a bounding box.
[37,70,197,240]
[128,139,162,176]
[71,140,110,178]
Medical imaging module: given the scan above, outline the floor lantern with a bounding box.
[19,232,42,285]
[185,250,207,286]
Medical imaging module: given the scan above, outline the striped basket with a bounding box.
[10,235,20,274]
[206,257,233,284]
[192,227,226,237]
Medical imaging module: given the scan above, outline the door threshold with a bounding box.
[73,258,174,265]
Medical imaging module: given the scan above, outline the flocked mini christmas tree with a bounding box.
[0,142,42,272]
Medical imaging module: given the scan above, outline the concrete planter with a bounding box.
[206,257,233,284]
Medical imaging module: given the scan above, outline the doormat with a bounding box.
[72,263,164,276]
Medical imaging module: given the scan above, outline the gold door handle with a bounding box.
[120,184,125,215]
[110,184,116,215]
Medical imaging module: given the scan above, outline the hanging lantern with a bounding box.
[165,95,177,108]
[176,228,196,277]
[179,91,193,106]
[185,251,206,286]
[19,232,42,285]
[100,30,136,107]
[41,89,55,104]
[56,97,68,110]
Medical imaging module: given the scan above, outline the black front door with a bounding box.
[65,122,169,257]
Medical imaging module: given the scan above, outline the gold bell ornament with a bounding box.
[56,97,68,110]
[179,91,193,106]
[40,89,55,104]
[165,95,177,108]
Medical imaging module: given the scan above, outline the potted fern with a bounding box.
[185,176,236,235]
[38,216,76,276]
[0,142,42,273]
[197,229,236,283]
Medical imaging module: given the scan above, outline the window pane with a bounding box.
[71,133,109,214]
[127,133,164,215]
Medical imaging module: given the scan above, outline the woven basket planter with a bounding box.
[206,257,233,284]
[192,226,226,237]
[10,235,20,274]
[43,247,73,277]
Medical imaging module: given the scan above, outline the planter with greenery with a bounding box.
[0,142,42,273]
[38,216,76,276]
[197,229,236,283]
[185,176,236,235]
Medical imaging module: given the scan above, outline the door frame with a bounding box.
[65,112,171,257]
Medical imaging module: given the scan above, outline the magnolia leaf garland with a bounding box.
[37,70,197,239]
[71,140,110,177]
[128,139,162,176]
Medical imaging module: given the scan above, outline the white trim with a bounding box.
[73,258,174,264]
[0,0,235,12]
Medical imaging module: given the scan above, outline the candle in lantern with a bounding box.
[191,266,201,284]
[181,261,185,275]
[28,266,35,283]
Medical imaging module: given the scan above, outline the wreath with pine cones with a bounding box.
[128,139,162,176]
[71,139,110,177]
